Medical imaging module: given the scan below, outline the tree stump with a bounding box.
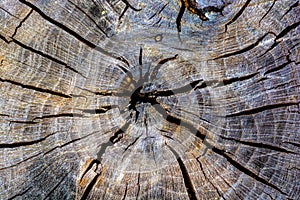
[0,0,299,199]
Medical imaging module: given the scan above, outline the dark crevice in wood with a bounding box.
[75,86,114,96]
[148,3,168,20]
[196,158,223,199]
[263,20,300,55]
[0,7,19,18]
[44,131,99,156]
[10,9,33,39]
[152,104,209,144]
[34,113,84,120]
[281,1,299,20]
[212,148,288,196]
[0,151,44,170]
[154,79,204,96]
[121,184,128,200]
[264,55,292,75]
[258,0,276,25]
[0,131,59,148]
[0,77,71,98]
[8,186,32,200]
[68,0,109,37]
[80,173,101,200]
[18,0,117,59]
[119,5,129,20]
[225,0,251,32]
[176,2,186,32]
[223,72,259,85]
[95,121,131,163]
[225,102,299,117]
[282,141,300,148]
[121,0,142,11]
[43,171,70,200]
[166,144,198,200]
[220,136,296,154]
[0,33,9,43]
[276,20,300,40]
[136,172,141,200]
[150,54,178,80]
[80,159,100,181]
[124,134,142,152]
[212,33,269,60]
[80,106,114,114]
[12,39,86,78]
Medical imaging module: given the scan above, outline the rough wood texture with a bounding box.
[0,0,299,199]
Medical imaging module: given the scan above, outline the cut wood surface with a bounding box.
[0,0,299,199]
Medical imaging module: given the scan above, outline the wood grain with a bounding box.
[0,0,299,199]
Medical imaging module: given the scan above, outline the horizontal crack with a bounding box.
[220,136,296,154]
[0,131,59,148]
[0,77,71,98]
[225,102,299,117]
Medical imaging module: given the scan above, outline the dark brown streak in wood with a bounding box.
[166,144,198,200]
[258,0,276,25]
[18,0,117,59]
[68,0,109,37]
[0,131,59,148]
[212,33,269,60]
[176,3,185,32]
[212,148,288,196]
[219,136,296,154]
[0,77,71,98]
[225,102,299,117]
[225,0,251,32]
[10,9,33,39]
[12,39,86,78]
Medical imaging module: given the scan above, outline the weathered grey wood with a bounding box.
[0,0,299,199]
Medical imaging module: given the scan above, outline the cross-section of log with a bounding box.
[0,0,299,199]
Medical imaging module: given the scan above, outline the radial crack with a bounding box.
[225,0,251,32]
[0,77,71,98]
[220,135,296,154]
[212,148,288,196]
[166,144,198,200]
[225,102,299,117]
[10,9,33,39]
[12,39,86,78]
